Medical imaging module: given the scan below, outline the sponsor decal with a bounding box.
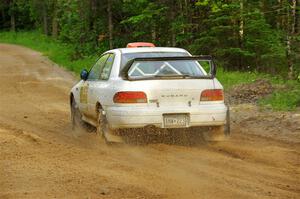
[80,83,88,104]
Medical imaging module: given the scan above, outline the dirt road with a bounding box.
[0,44,299,199]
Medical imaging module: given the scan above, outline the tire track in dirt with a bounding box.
[0,44,299,199]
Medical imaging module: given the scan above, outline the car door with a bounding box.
[88,53,115,119]
[79,54,109,116]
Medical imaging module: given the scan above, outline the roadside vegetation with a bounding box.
[259,80,300,111]
[0,31,299,111]
[0,1,299,111]
[0,31,96,74]
[1,1,300,76]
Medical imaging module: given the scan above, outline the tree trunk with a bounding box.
[178,0,184,35]
[296,0,300,33]
[184,0,189,34]
[52,16,58,38]
[107,0,113,49]
[238,0,244,70]
[288,0,296,79]
[170,2,176,47]
[239,0,244,40]
[52,0,58,38]
[151,24,156,42]
[90,0,98,46]
[1,7,5,26]
[42,2,48,35]
[277,0,281,29]
[90,0,97,28]
[10,1,15,32]
[10,12,15,32]
[291,0,297,34]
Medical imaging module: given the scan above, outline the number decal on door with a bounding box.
[80,83,88,104]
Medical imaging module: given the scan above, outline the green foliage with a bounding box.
[190,3,287,74]
[121,0,168,44]
[0,30,299,111]
[0,0,299,111]
[259,82,300,111]
[0,31,96,74]
[0,0,298,78]
[243,11,286,73]
[57,0,108,58]
[216,68,267,90]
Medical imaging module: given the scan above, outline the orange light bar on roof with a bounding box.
[126,42,155,48]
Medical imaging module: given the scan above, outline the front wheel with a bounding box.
[71,98,86,131]
[96,108,123,144]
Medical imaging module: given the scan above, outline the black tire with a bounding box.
[71,98,87,132]
[96,108,123,144]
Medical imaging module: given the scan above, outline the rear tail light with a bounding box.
[113,91,147,103]
[200,89,224,101]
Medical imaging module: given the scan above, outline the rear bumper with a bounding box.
[106,104,227,129]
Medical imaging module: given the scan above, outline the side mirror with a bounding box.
[80,69,89,81]
[211,61,217,78]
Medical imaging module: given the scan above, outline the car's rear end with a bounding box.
[107,79,227,129]
[106,49,228,138]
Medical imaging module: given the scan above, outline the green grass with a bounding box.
[0,31,299,111]
[0,31,96,74]
[217,69,267,90]
[217,69,300,111]
[259,80,300,111]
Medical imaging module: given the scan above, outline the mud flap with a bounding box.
[225,107,230,136]
[103,131,124,143]
[98,110,123,144]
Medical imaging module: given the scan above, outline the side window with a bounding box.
[100,54,115,80]
[87,54,109,80]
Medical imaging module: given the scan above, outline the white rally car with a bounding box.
[70,42,230,143]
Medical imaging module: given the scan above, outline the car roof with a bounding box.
[117,47,189,54]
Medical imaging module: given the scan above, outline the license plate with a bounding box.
[163,114,188,128]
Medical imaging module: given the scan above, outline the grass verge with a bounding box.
[0,31,97,74]
[0,31,299,111]
[259,80,300,111]
[218,69,300,111]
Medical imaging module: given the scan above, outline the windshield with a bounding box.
[127,59,212,80]
[121,52,189,70]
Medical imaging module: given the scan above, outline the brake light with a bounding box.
[200,89,224,101]
[113,91,147,103]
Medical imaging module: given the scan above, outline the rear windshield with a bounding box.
[120,52,189,70]
[127,59,210,79]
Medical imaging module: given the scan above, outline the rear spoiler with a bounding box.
[120,55,217,80]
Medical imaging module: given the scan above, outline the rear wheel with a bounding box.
[203,125,226,141]
[203,108,230,142]
[96,108,123,144]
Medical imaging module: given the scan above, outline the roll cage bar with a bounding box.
[120,55,217,80]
